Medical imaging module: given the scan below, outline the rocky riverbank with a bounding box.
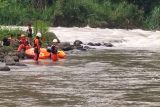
[0,39,114,71]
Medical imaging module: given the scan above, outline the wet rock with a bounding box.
[0,66,10,71]
[87,42,102,46]
[0,55,5,62]
[8,51,18,56]
[4,56,16,65]
[76,46,86,51]
[83,46,95,49]
[0,41,3,47]
[13,56,19,62]
[95,43,101,46]
[88,42,95,46]
[15,63,27,66]
[10,40,19,48]
[73,40,83,46]
[18,49,25,59]
[58,42,74,51]
[103,43,113,47]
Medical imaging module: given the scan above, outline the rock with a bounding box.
[73,40,83,46]
[8,51,18,56]
[58,42,74,51]
[88,42,95,46]
[76,46,86,51]
[103,43,113,47]
[13,56,19,62]
[4,56,16,65]
[95,43,101,46]
[10,40,19,48]
[0,66,10,71]
[15,63,27,66]
[18,49,25,59]
[87,42,101,46]
[0,54,5,62]
[0,41,3,47]
[83,46,95,49]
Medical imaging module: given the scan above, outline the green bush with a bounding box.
[108,2,144,28]
[33,20,49,36]
[0,0,159,29]
[0,46,14,54]
[42,32,58,47]
[0,27,24,40]
[145,6,160,30]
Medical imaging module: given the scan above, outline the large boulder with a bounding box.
[87,42,101,46]
[73,40,83,46]
[87,42,95,46]
[95,43,101,46]
[15,63,27,66]
[0,66,10,71]
[8,51,18,56]
[4,56,16,65]
[0,54,5,62]
[58,42,74,51]
[12,56,19,62]
[103,43,113,47]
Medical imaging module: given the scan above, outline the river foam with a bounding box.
[1,26,160,49]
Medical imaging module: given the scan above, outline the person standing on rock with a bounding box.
[33,32,42,61]
[26,24,33,45]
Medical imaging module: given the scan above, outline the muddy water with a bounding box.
[0,49,160,107]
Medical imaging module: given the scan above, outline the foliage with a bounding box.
[0,46,14,54]
[33,20,49,36]
[0,0,160,29]
[0,27,24,40]
[145,6,160,30]
[41,32,58,47]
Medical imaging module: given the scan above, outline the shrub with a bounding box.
[0,27,24,40]
[145,6,160,30]
[33,20,49,36]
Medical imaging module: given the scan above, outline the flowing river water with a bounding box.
[1,27,160,107]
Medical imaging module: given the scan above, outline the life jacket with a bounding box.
[33,38,41,48]
[51,45,58,54]
[20,37,27,46]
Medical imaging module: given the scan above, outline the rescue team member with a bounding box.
[17,34,30,52]
[33,32,42,61]
[51,39,58,61]
[26,24,33,45]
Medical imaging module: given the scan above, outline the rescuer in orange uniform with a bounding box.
[33,32,42,61]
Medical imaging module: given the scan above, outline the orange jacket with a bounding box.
[20,37,27,45]
[34,38,41,49]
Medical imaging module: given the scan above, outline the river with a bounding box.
[1,27,160,107]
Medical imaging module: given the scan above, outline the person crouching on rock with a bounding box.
[17,34,31,59]
[33,32,42,61]
[51,39,58,61]
[17,34,28,52]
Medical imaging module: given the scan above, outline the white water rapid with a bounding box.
[3,26,160,50]
[50,27,160,50]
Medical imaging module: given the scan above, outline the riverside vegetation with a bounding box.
[0,0,159,30]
